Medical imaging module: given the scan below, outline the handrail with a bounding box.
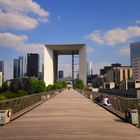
[76,89,140,125]
[0,89,63,114]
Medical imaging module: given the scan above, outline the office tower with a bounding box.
[13,59,19,78]
[58,70,64,79]
[0,72,3,87]
[132,57,140,80]
[130,42,140,80]
[130,42,140,63]
[0,61,4,73]
[0,61,4,84]
[19,57,26,77]
[27,53,39,77]
[87,61,93,75]
[13,57,26,79]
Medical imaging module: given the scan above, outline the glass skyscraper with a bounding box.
[0,61,4,85]
[13,57,26,79]
[0,61,4,73]
[130,42,140,63]
[27,53,39,77]
[130,42,140,80]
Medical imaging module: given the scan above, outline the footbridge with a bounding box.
[0,89,140,140]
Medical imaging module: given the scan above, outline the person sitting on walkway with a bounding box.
[102,96,111,106]
[95,95,104,103]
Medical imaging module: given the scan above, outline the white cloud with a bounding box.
[116,46,130,56]
[87,26,140,46]
[0,0,49,17]
[0,32,44,54]
[0,12,38,30]
[0,32,27,47]
[0,0,49,30]
[136,20,140,24]
[87,31,104,45]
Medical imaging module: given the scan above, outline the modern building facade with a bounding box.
[132,57,140,80]
[13,57,26,78]
[106,66,133,87]
[0,61,4,84]
[130,42,140,80]
[130,42,140,63]
[13,59,19,78]
[0,61,4,73]
[58,70,64,79]
[27,53,39,77]
[44,44,87,86]
[100,66,112,76]
[87,61,93,76]
[0,72,3,87]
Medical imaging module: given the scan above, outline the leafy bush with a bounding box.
[17,90,28,97]
[1,82,9,92]
[1,91,17,99]
[0,95,7,101]
[59,81,67,88]
[46,84,55,91]
[73,79,84,89]
[30,79,46,93]
[9,79,22,92]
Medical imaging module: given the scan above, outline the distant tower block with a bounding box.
[44,44,87,86]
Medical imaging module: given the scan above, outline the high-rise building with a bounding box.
[130,42,140,80]
[58,70,64,79]
[0,61,4,73]
[100,66,112,76]
[0,61,4,84]
[0,72,3,87]
[13,57,26,79]
[132,57,140,80]
[19,57,26,77]
[130,42,140,63]
[87,61,93,75]
[27,53,39,77]
[13,59,19,78]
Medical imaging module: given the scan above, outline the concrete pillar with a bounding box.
[79,46,87,85]
[53,51,58,83]
[44,46,54,86]
[137,90,140,99]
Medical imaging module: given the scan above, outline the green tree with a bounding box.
[9,79,22,92]
[73,79,84,89]
[0,95,7,101]
[1,91,17,99]
[30,79,46,93]
[17,90,28,97]
[46,84,55,91]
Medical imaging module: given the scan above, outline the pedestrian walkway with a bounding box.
[0,89,140,140]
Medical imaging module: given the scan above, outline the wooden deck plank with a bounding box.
[0,89,140,140]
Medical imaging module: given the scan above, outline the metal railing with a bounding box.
[77,89,140,124]
[0,89,62,114]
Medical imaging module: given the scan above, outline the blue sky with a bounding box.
[0,0,140,79]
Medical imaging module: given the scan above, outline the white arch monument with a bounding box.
[44,44,87,86]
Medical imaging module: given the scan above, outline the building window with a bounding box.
[128,69,130,79]
[123,69,125,80]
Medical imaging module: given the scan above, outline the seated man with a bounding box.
[102,96,111,106]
